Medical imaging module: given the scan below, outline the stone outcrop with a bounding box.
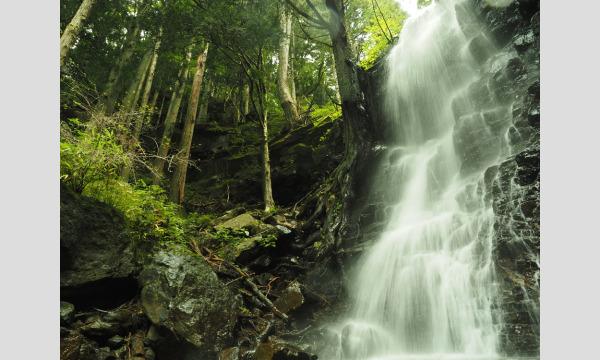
[60,183,136,288]
[184,119,344,210]
[139,246,242,356]
[60,184,246,359]
[471,0,540,356]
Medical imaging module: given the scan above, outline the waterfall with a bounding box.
[324,0,521,359]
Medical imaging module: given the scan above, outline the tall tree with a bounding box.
[247,49,276,211]
[152,49,193,185]
[133,33,163,142]
[169,43,210,204]
[197,77,213,124]
[60,0,98,67]
[277,3,301,130]
[121,49,153,113]
[286,0,369,155]
[138,30,163,117]
[101,22,141,114]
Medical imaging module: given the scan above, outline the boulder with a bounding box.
[273,281,304,314]
[219,347,240,360]
[60,301,75,325]
[254,337,316,360]
[60,184,135,288]
[139,246,241,356]
[215,213,262,233]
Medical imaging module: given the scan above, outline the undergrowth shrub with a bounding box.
[60,116,131,193]
[84,179,212,244]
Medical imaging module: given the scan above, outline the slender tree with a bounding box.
[277,3,301,130]
[244,48,276,211]
[121,49,153,113]
[240,82,250,122]
[152,49,193,185]
[139,30,163,116]
[101,22,141,114]
[197,77,212,124]
[169,43,210,203]
[133,34,163,141]
[60,0,98,67]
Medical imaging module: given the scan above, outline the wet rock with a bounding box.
[130,331,146,359]
[216,213,261,233]
[145,347,156,360]
[145,325,161,345]
[107,335,124,349]
[61,332,83,360]
[80,317,120,338]
[60,184,135,288]
[61,301,75,325]
[273,281,304,314]
[275,225,292,235]
[513,30,535,53]
[514,148,540,186]
[139,245,241,356]
[79,339,113,360]
[219,347,240,360]
[468,33,494,64]
[255,337,316,360]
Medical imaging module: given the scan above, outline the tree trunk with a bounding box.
[119,49,153,181]
[261,111,275,212]
[133,35,162,142]
[277,4,300,130]
[152,49,193,185]
[325,0,369,156]
[247,48,276,212]
[121,49,153,113]
[169,43,210,204]
[60,0,97,67]
[155,93,166,127]
[241,82,250,122]
[197,78,212,124]
[101,23,141,114]
[150,91,159,115]
[139,32,162,113]
[289,25,298,107]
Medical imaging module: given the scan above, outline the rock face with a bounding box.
[470,0,540,356]
[184,119,344,210]
[60,184,135,288]
[139,246,242,356]
[60,183,246,359]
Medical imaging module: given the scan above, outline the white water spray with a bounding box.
[326,1,520,359]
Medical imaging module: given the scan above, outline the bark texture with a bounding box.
[261,112,276,212]
[152,50,193,185]
[169,44,210,203]
[133,35,162,141]
[197,78,212,124]
[60,0,97,67]
[122,49,153,113]
[118,48,154,181]
[241,83,250,122]
[277,4,300,130]
[325,0,369,154]
[101,23,141,114]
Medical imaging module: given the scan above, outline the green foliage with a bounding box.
[310,103,342,126]
[256,234,277,248]
[213,228,250,245]
[60,117,130,193]
[346,0,408,70]
[84,179,202,244]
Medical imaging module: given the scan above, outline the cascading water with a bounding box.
[323,0,525,359]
